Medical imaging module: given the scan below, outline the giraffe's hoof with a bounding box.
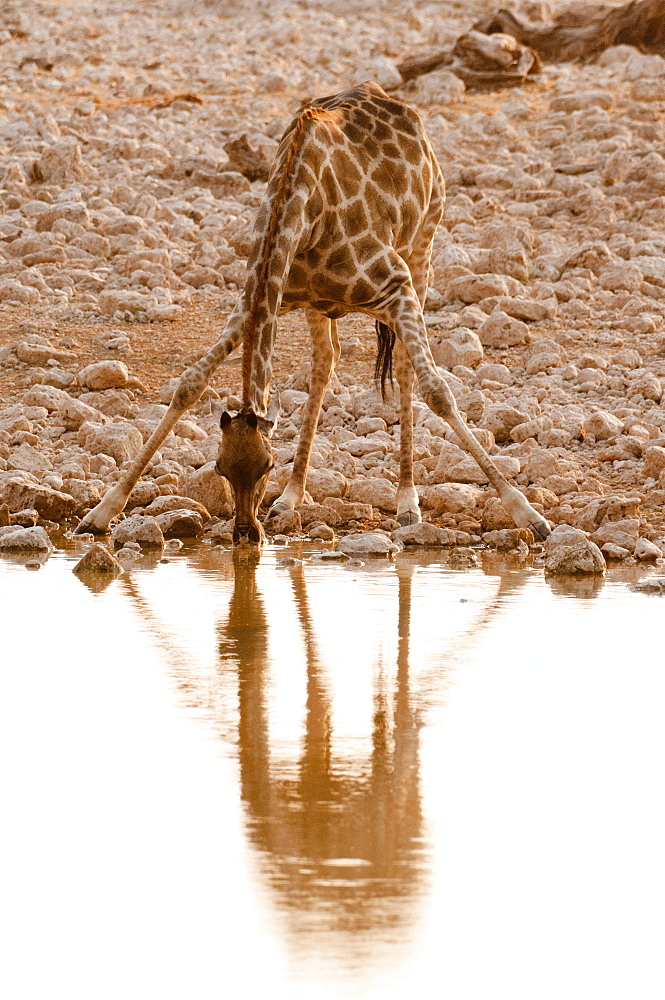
[396,510,421,527]
[529,518,551,542]
[73,517,109,536]
[265,502,289,521]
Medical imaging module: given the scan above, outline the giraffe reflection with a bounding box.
[220,557,425,923]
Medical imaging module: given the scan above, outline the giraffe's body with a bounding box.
[76,82,551,544]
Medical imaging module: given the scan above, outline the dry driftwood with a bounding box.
[397,31,541,88]
[473,0,665,62]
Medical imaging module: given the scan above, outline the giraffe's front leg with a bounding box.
[75,298,246,534]
[267,310,338,519]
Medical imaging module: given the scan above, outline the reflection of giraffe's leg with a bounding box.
[75,296,247,535]
[268,308,339,516]
[374,263,551,540]
[394,340,420,526]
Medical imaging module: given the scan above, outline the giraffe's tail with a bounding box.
[374,321,395,400]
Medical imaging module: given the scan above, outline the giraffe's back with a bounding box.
[267,82,444,318]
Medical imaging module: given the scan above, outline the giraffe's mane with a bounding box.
[241,105,338,408]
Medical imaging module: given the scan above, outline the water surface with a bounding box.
[1,543,664,999]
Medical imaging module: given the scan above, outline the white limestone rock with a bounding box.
[391,523,457,546]
[0,526,53,551]
[430,327,483,369]
[544,525,606,575]
[347,476,397,512]
[78,421,143,466]
[77,361,130,390]
[111,515,164,548]
[337,532,401,556]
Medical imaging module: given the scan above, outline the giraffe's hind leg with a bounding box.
[394,339,420,527]
[391,238,436,527]
[373,260,551,541]
[267,308,339,517]
[74,296,247,534]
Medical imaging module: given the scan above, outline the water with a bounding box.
[1,542,664,1000]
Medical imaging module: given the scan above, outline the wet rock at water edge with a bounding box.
[73,543,123,576]
[337,532,402,556]
[634,538,662,561]
[111,515,165,548]
[544,525,606,575]
[0,526,53,552]
[153,509,205,539]
[264,509,302,536]
[391,522,457,546]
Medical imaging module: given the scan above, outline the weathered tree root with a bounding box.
[473,0,665,63]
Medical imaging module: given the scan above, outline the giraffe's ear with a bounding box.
[210,399,225,425]
[262,394,280,437]
[246,409,259,430]
[220,411,232,429]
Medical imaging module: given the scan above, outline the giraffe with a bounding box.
[76,81,551,544]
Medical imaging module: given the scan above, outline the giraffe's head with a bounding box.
[214,401,278,546]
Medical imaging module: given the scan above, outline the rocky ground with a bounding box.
[1,0,665,573]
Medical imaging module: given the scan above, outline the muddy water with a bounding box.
[1,543,664,1000]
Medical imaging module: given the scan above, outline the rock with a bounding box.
[111,515,164,548]
[77,361,130,390]
[477,310,529,347]
[0,526,53,551]
[144,494,210,520]
[305,467,348,502]
[127,480,160,509]
[8,443,51,476]
[483,528,534,549]
[414,68,466,105]
[15,341,75,366]
[481,497,515,531]
[322,498,374,522]
[481,404,528,443]
[391,523,457,546]
[591,519,639,551]
[309,523,335,541]
[58,396,107,430]
[601,542,631,560]
[437,454,520,485]
[0,504,9,527]
[447,273,521,304]
[23,385,68,412]
[430,327,483,368]
[63,479,103,510]
[34,139,93,183]
[544,525,606,575]
[296,503,342,527]
[347,477,397,512]
[73,543,123,576]
[10,509,38,528]
[153,509,204,538]
[418,482,482,515]
[634,538,662,561]
[264,509,302,536]
[178,462,233,517]
[643,446,665,480]
[583,410,624,441]
[337,532,401,556]
[0,477,77,520]
[575,496,641,532]
[78,421,143,466]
